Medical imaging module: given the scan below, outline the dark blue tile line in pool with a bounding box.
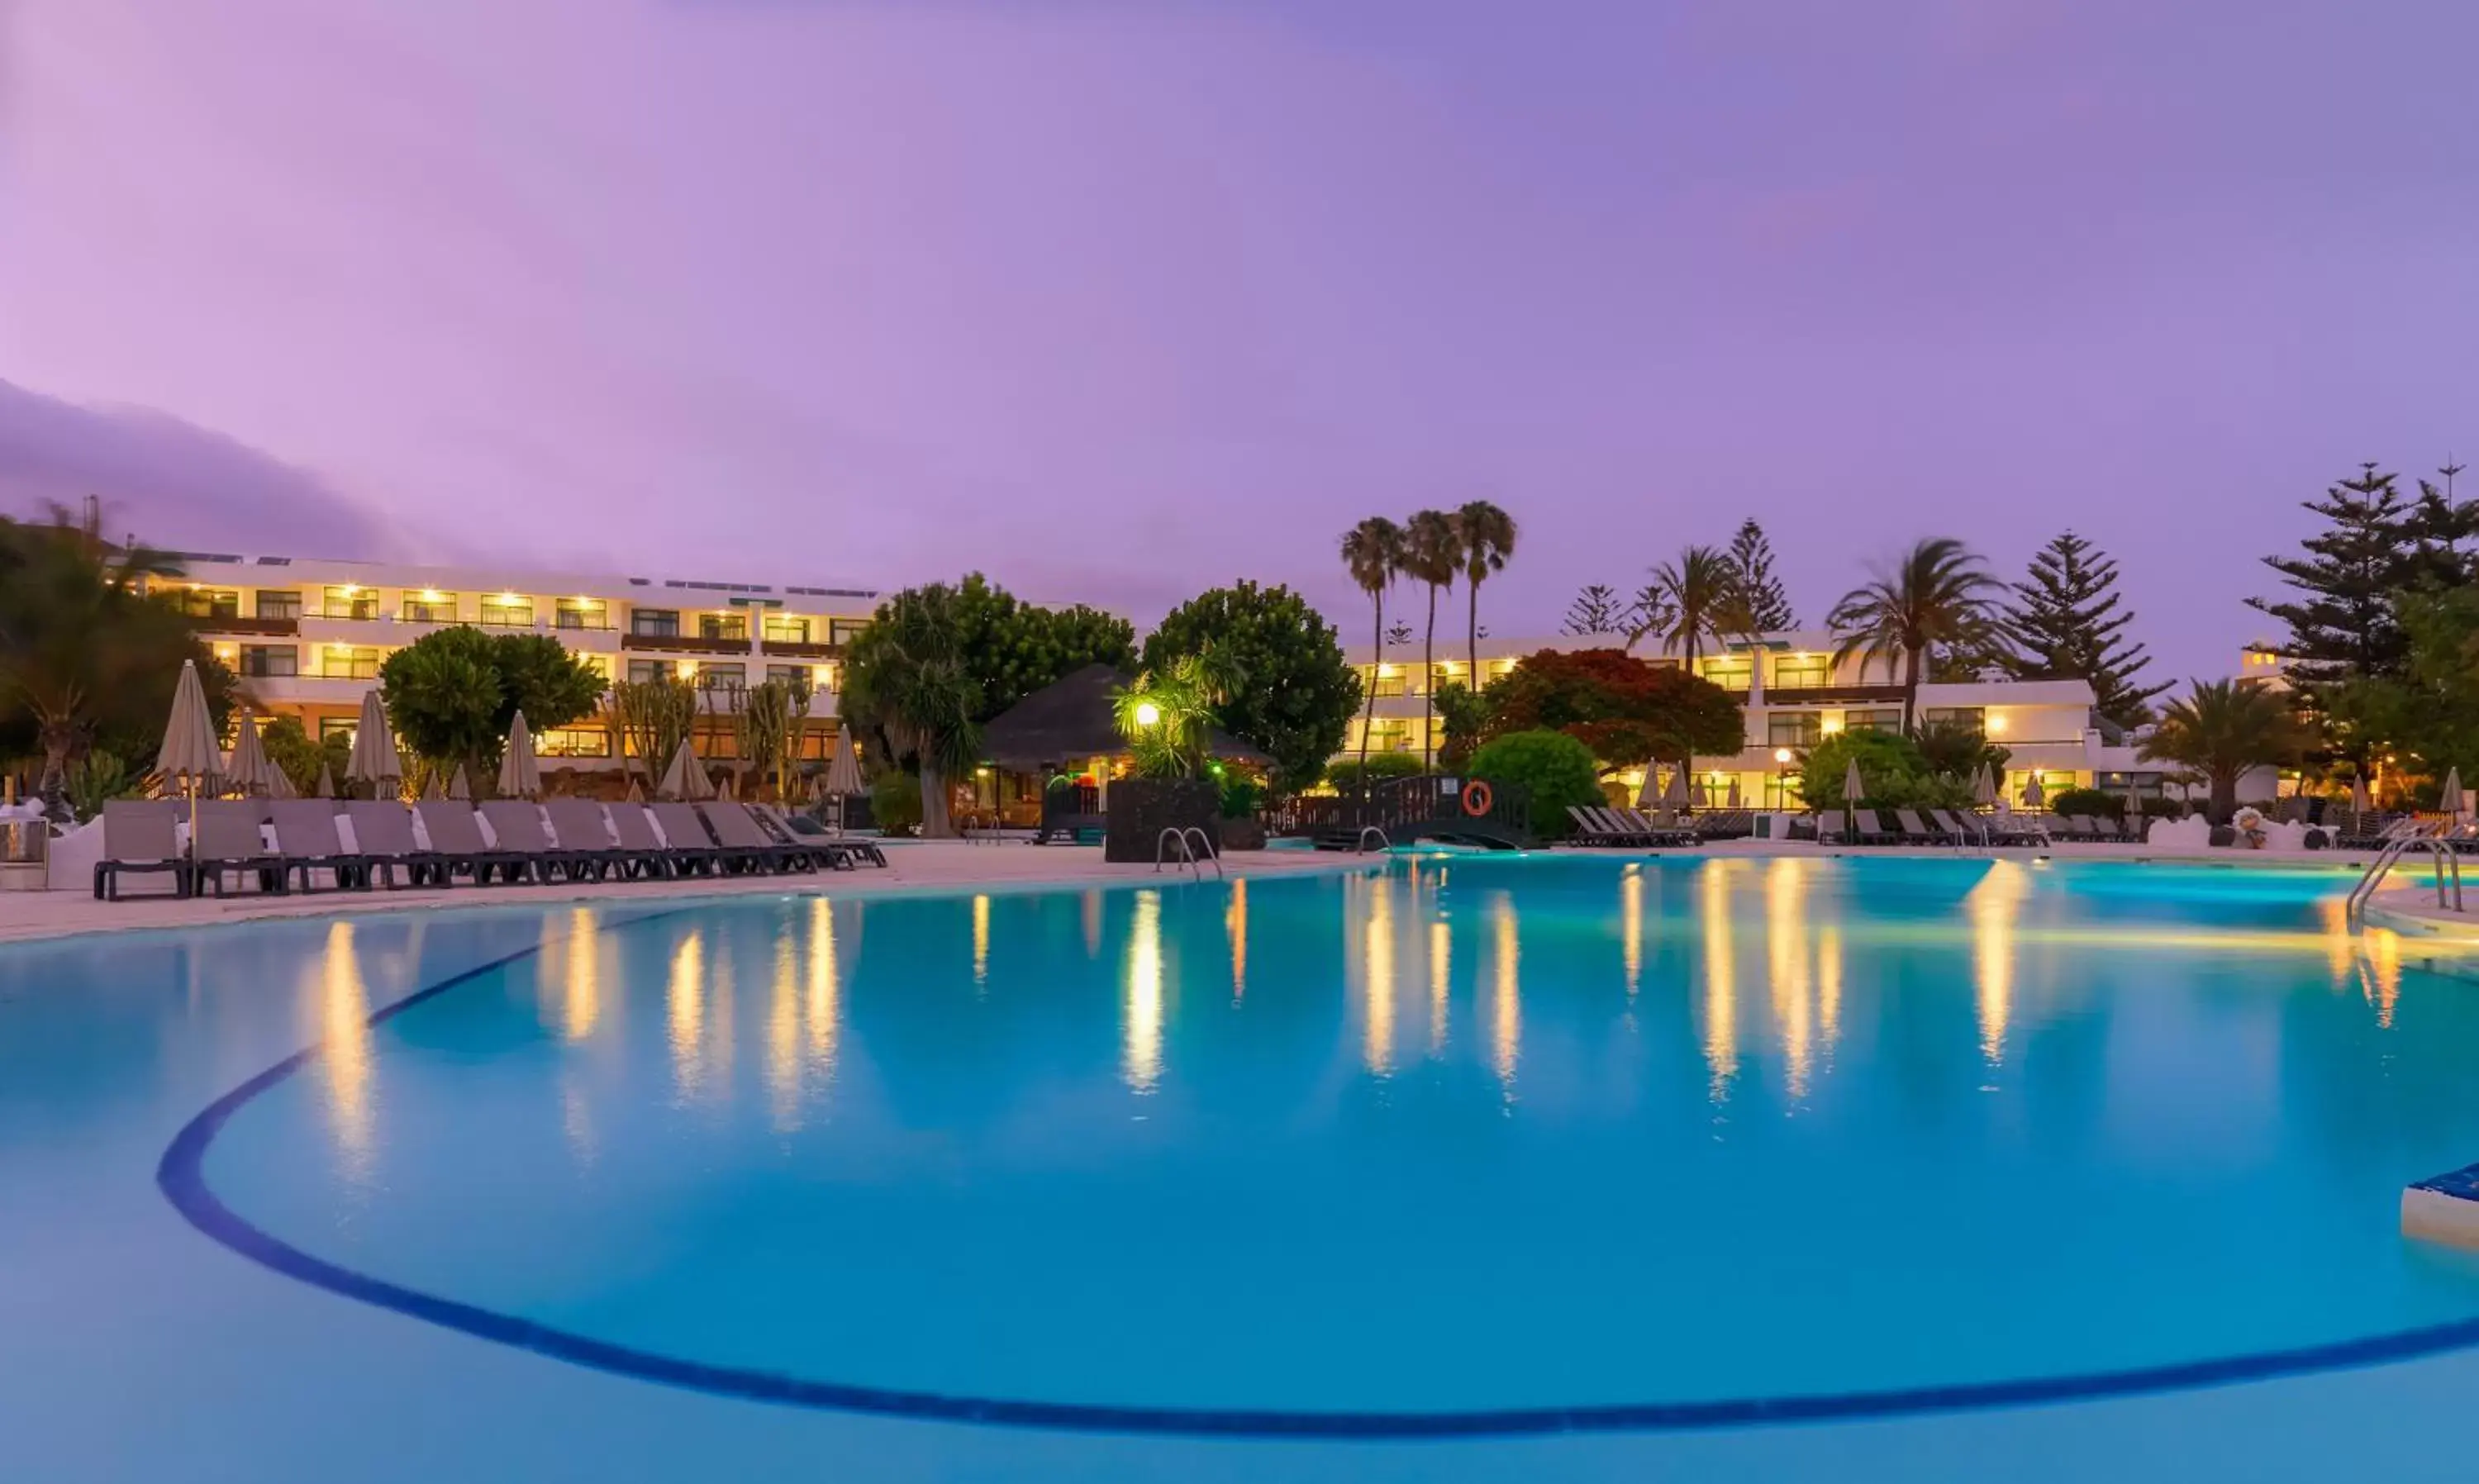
[155,901,2479,1443]
[2410,1163,2479,1201]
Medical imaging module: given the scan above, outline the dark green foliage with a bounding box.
[1477,648,1744,771]
[1797,729,1969,811]
[2139,678,2307,820]
[1144,581,1360,796]
[1322,753,1427,790]
[2046,787,2125,820]
[1468,730,1601,840]
[868,768,922,836]
[1911,719,2009,784]
[378,625,606,792]
[1828,537,2005,732]
[2249,464,2467,692]
[1218,775,1262,820]
[259,715,352,796]
[1725,519,1796,632]
[62,749,137,823]
[840,584,983,836]
[2001,531,2166,727]
[948,573,1136,724]
[1431,678,1491,771]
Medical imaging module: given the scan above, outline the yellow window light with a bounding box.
[675,660,698,678]
[340,583,360,595]
[418,589,444,603]
[1987,714,2008,735]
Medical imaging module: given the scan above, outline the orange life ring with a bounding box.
[1461,780,1493,816]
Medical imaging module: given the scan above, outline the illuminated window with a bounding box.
[479,594,535,626]
[1701,658,1753,692]
[555,597,606,630]
[631,608,681,639]
[763,616,811,644]
[698,613,749,642]
[828,617,872,646]
[624,659,672,685]
[178,588,241,621]
[318,717,358,744]
[403,591,459,624]
[1921,706,1984,733]
[238,644,297,678]
[1773,654,1830,689]
[322,586,377,621]
[538,726,613,759]
[1768,711,1822,747]
[255,590,302,621]
[319,646,382,679]
[1844,708,1902,733]
[764,664,812,692]
[697,663,747,692]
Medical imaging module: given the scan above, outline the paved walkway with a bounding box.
[0,841,1373,946]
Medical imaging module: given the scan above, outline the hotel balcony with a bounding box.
[191,614,301,639]
[621,631,756,657]
[758,638,842,661]
[237,675,385,708]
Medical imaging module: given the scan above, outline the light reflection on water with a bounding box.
[1124,889,1163,1093]
[315,920,373,1182]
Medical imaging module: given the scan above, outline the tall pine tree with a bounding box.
[2000,531,2167,728]
[2248,464,2463,689]
[1562,583,1629,636]
[1724,519,1796,632]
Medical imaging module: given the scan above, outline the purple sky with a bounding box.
[7,1,2476,680]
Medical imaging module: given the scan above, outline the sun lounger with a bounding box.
[543,798,647,881]
[1617,806,1699,847]
[649,802,733,876]
[1566,806,1620,845]
[609,803,700,878]
[268,799,370,892]
[478,801,598,883]
[93,799,190,900]
[697,801,817,873]
[415,801,531,884]
[1892,807,1955,845]
[1844,807,1899,845]
[345,801,441,887]
[191,799,281,897]
[1931,808,1987,846]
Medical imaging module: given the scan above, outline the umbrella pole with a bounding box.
[186,776,199,898]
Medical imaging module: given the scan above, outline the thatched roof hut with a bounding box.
[978,664,1269,772]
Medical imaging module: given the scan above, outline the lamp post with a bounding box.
[1773,746,1793,811]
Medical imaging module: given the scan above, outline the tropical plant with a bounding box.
[947,573,1137,724]
[1643,545,1736,664]
[1339,516,1405,783]
[611,673,700,791]
[1430,678,1492,772]
[868,767,923,836]
[1826,538,2005,733]
[0,503,236,815]
[258,714,352,797]
[1796,729,1970,811]
[1399,509,1463,769]
[1467,729,1599,840]
[1911,718,2009,787]
[2046,786,2126,822]
[377,626,607,795]
[1143,581,1359,797]
[2140,678,2309,822]
[61,749,137,823]
[838,584,983,837]
[1113,647,1240,779]
[735,676,811,801]
[1453,501,1518,674]
[1218,775,1262,820]
[2001,530,2167,728]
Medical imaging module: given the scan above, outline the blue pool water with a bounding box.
[10,855,2479,1481]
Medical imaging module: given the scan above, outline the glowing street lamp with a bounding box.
[1135,701,1162,729]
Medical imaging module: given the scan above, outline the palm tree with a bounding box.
[1826,538,2004,733]
[1399,510,1462,770]
[1645,545,1734,667]
[835,585,983,837]
[2141,678,2304,822]
[1452,501,1518,676]
[1340,516,1405,784]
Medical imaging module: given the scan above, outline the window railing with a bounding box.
[554,612,615,630]
[306,603,383,621]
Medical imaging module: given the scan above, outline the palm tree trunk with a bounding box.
[921,757,954,838]
[1901,647,1923,734]
[1357,592,1382,790]
[1421,583,1439,773]
[2210,771,2237,825]
[1466,578,1480,678]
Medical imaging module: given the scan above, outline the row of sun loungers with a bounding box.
[1567,806,1701,847]
[93,797,886,900]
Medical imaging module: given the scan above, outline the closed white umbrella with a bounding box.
[2022,773,2046,810]
[1971,762,1996,807]
[1841,756,1864,842]
[497,711,543,799]
[267,759,299,800]
[1663,763,1691,809]
[345,688,402,800]
[448,763,473,801]
[1633,765,1661,810]
[821,725,864,797]
[225,712,281,797]
[156,659,222,858]
[2443,767,2466,819]
[659,738,715,801]
[312,759,335,799]
[1725,777,1742,809]
[421,771,444,801]
[717,771,738,802]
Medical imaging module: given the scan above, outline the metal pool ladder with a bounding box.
[1154,826,1224,879]
[2348,818,2462,919]
[1357,825,1391,854]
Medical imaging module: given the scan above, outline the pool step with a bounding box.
[2402,1163,2479,1249]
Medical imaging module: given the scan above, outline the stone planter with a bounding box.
[1103,778,1221,863]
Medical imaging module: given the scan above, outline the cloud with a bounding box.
[0,378,441,560]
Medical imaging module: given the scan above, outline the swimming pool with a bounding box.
[9,856,2479,1481]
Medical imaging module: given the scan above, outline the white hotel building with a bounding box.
[1343,630,2157,810]
[159,551,877,772]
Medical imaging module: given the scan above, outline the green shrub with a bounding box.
[2046,787,2124,820]
[63,750,136,824]
[1323,754,1426,791]
[868,769,922,836]
[1218,776,1262,820]
[1468,729,1601,840]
